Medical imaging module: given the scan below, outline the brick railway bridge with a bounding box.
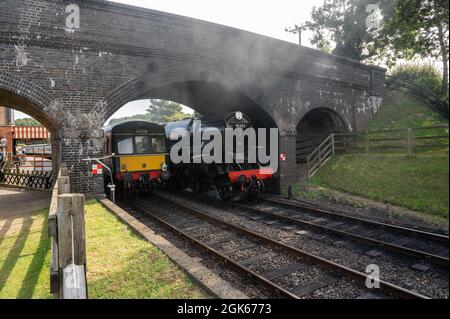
[0,0,385,194]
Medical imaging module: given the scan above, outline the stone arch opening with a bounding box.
[105,80,277,128]
[0,87,61,183]
[103,79,280,193]
[296,107,347,163]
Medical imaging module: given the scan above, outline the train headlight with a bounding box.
[161,163,168,172]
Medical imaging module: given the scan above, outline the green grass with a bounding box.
[0,200,208,299]
[0,209,52,299]
[309,154,449,219]
[85,200,208,299]
[299,90,449,220]
[368,90,448,130]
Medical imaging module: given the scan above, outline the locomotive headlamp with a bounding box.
[235,111,243,121]
[161,163,168,171]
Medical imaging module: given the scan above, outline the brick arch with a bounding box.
[0,72,63,135]
[0,72,64,173]
[99,64,273,125]
[296,106,349,133]
[295,107,349,163]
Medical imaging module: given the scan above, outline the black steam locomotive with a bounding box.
[164,111,273,201]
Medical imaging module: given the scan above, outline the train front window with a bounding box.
[151,136,166,153]
[135,136,152,154]
[135,136,166,154]
[117,137,134,154]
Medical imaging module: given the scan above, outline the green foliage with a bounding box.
[377,0,448,62]
[306,0,379,61]
[15,118,41,127]
[389,63,443,97]
[108,100,192,126]
[306,0,449,95]
[377,0,449,96]
[146,100,189,123]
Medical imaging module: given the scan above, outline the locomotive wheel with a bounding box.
[191,179,208,193]
[216,180,233,201]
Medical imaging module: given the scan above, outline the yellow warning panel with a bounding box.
[118,155,166,172]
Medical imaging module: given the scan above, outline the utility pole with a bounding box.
[285,23,307,46]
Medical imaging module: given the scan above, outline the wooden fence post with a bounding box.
[56,194,87,299]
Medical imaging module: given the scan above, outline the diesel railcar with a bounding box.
[102,120,170,195]
[164,111,273,201]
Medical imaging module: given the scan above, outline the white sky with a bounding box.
[15,0,324,122]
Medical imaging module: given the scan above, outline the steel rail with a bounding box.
[122,199,299,299]
[262,196,449,244]
[146,194,429,299]
[232,201,449,267]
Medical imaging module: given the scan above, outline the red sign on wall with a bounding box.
[92,164,103,175]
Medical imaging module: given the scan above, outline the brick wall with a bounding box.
[0,0,385,193]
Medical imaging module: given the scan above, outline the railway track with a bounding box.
[120,194,429,299]
[240,196,450,267]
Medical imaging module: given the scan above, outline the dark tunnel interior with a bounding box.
[142,81,277,129]
[296,108,347,163]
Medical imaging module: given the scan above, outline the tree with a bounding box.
[306,0,449,97]
[107,100,192,126]
[107,113,152,126]
[376,0,449,97]
[15,118,41,126]
[147,100,189,122]
[306,0,380,61]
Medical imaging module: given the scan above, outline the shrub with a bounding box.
[388,63,443,98]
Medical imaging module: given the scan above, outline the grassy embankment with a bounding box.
[0,201,208,299]
[298,90,449,219]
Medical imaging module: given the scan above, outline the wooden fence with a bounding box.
[305,126,448,178]
[0,168,52,190]
[306,134,335,179]
[297,133,356,163]
[48,163,87,299]
[359,125,449,156]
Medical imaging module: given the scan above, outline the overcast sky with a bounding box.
[15,0,324,122]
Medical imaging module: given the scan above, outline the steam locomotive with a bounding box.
[164,111,274,200]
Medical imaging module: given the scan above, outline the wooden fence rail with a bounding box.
[305,126,448,179]
[361,126,448,157]
[48,163,87,299]
[306,134,335,179]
